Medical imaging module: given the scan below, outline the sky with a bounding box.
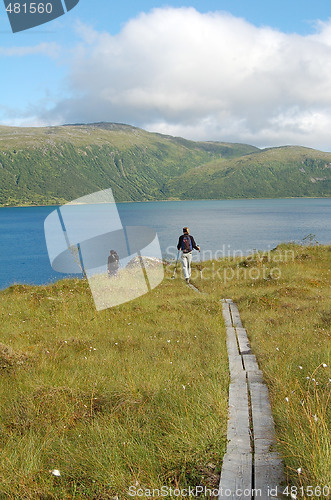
[1,0,331,150]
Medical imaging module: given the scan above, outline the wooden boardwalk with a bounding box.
[219,299,286,499]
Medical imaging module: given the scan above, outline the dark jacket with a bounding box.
[108,252,119,270]
[177,234,199,252]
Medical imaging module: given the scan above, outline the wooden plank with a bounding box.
[226,327,240,356]
[248,377,276,442]
[219,453,252,499]
[228,382,248,407]
[254,438,275,454]
[229,303,243,328]
[255,453,287,498]
[222,303,233,328]
[247,370,264,384]
[242,354,259,372]
[235,327,251,354]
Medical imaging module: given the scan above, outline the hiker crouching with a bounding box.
[177,227,200,284]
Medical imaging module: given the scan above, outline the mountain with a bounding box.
[0,123,330,206]
[163,145,331,199]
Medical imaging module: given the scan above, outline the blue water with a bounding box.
[0,198,330,290]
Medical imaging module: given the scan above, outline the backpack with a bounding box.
[181,234,192,253]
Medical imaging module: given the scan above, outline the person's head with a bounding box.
[183,227,189,234]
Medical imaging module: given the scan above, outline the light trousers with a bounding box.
[181,252,192,279]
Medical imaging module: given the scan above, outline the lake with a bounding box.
[0,198,330,290]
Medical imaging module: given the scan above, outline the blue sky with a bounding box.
[1,0,331,149]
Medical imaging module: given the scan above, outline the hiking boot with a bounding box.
[186,278,190,284]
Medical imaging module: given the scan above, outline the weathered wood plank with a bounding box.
[255,453,287,498]
[242,353,259,372]
[235,327,251,354]
[222,303,233,328]
[219,453,252,499]
[226,327,240,356]
[229,303,243,328]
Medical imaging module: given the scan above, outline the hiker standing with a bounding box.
[107,249,119,277]
[177,227,200,284]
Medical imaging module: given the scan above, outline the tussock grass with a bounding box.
[0,277,228,498]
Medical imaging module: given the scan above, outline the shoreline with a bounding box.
[1,195,331,209]
[2,242,331,292]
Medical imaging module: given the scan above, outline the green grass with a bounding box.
[0,243,330,499]
[0,276,228,499]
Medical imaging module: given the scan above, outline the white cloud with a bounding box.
[24,9,331,149]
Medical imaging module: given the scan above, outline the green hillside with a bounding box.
[0,123,330,206]
[164,146,331,199]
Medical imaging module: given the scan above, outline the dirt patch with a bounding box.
[0,343,27,370]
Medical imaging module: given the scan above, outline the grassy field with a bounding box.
[0,273,228,499]
[0,243,330,499]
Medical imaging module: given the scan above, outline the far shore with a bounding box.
[1,195,331,209]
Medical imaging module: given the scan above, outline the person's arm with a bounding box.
[177,235,183,251]
[190,235,200,251]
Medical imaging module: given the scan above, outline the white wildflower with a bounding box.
[297,467,302,474]
[313,414,318,422]
[285,397,289,402]
[51,469,61,477]
[322,363,327,368]
[182,385,186,390]
[298,366,303,370]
